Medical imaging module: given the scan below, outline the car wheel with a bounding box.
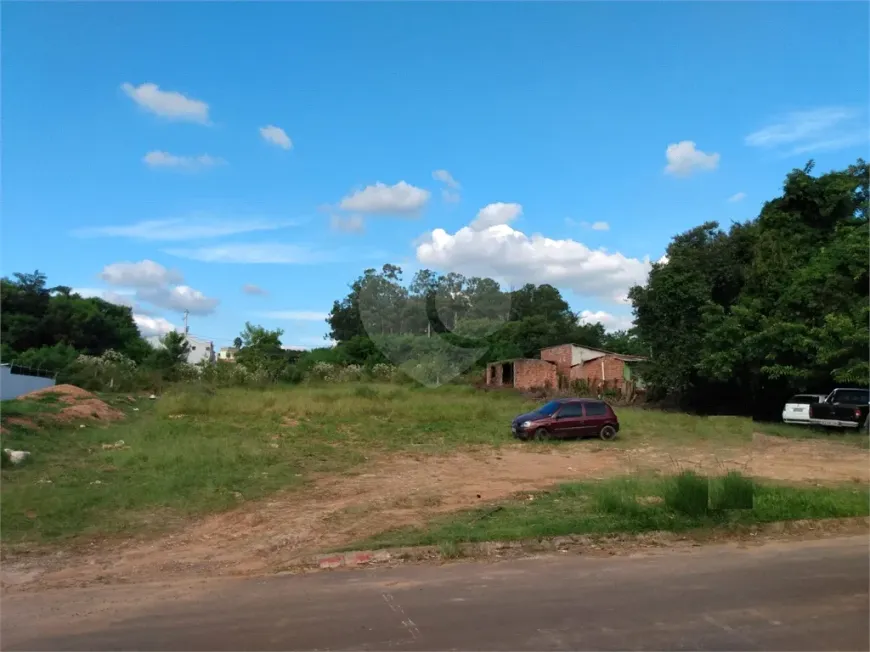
[599,425,617,441]
[533,428,550,441]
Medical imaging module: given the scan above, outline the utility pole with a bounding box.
[183,309,189,334]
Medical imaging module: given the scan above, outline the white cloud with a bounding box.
[339,181,430,216]
[242,284,268,296]
[578,310,634,332]
[727,192,747,203]
[259,311,328,321]
[99,260,183,288]
[165,243,332,264]
[143,151,225,170]
[133,314,176,338]
[442,189,461,203]
[566,218,609,231]
[664,141,720,177]
[136,285,219,316]
[432,169,461,189]
[71,287,135,307]
[330,213,365,234]
[745,107,866,155]
[416,223,651,304]
[259,125,292,150]
[74,217,296,242]
[469,202,523,231]
[121,82,210,124]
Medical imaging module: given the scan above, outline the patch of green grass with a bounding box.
[2,382,864,546]
[352,473,870,549]
[754,421,869,449]
[1,393,64,419]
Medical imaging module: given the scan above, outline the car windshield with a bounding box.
[789,395,822,404]
[536,400,563,416]
[833,389,870,405]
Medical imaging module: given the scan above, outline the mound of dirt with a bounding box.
[16,384,125,426]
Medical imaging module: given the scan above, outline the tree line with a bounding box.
[2,159,866,416]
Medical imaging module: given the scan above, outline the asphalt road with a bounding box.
[4,536,868,651]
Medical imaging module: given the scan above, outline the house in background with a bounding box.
[485,358,557,390]
[541,343,646,392]
[145,332,216,365]
[485,343,647,393]
[218,347,238,362]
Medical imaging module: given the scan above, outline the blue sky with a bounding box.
[3,2,868,349]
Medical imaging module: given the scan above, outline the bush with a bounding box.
[664,470,709,516]
[713,471,755,510]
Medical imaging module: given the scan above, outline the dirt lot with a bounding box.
[3,432,867,593]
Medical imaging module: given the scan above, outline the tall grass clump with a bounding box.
[664,470,710,516]
[712,470,755,510]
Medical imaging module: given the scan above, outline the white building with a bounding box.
[145,332,216,365]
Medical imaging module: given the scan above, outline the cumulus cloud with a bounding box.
[578,310,634,332]
[71,287,136,308]
[330,213,365,234]
[339,181,430,216]
[99,260,183,288]
[745,107,866,155]
[136,285,219,316]
[143,151,225,170]
[469,202,523,231]
[727,192,747,203]
[664,141,720,177]
[165,243,333,264]
[258,311,328,321]
[259,125,293,150]
[242,284,268,296]
[416,223,651,304]
[121,82,210,124]
[73,217,296,242]
[133,314,176,338]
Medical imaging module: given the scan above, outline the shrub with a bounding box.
[713,471,755,510]
[340,364,364,382]
[308,361,338,382]
[664,470,710,516]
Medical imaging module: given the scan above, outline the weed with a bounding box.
[438,540,464,559]
[354,474,869,549]
[664,471,710,516]
[712,471,755,510]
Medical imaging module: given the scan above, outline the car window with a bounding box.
[584,402,608,416]
[557,403,584,417]
[832,389,870,405]
[789,395,821,405]
[537,400,562,416]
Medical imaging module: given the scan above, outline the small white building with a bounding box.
[218,347,238,362]
[145,332,216,365]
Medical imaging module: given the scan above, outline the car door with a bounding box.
[580,401,609,437]
[552,402,584,438]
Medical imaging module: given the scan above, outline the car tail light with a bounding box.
[855,408,862,419]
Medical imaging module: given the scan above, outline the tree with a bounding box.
[148,331,191,372]
[630,159,869,415]
[234,322,286,376]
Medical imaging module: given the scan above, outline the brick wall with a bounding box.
[570,355,626,386]
[540,344,573,376]
[514,360,557,390]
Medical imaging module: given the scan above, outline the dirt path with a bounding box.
[2,434,867,593]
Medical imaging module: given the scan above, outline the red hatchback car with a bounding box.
[511,398,620,441]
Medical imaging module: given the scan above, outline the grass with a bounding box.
[352,472,870,549]
[1,382,866,545]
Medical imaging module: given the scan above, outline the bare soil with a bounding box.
[9,385,125,428]
[2,433,867,593]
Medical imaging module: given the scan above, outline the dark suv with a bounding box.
[511,398,620,441]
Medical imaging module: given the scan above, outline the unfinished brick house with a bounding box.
[540,344,646,393]
[485,358,557,390]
